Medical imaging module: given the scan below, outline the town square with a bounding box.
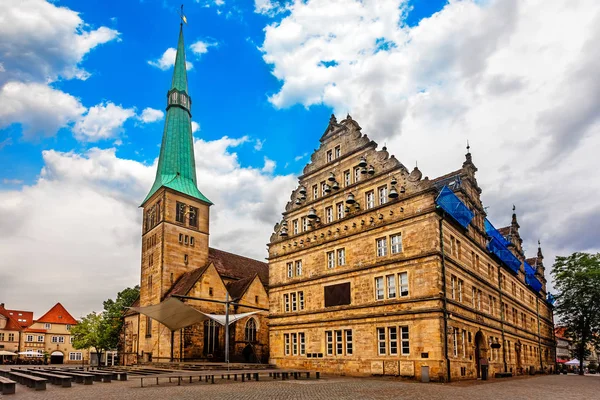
[1,0,599,398]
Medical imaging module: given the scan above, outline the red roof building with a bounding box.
[35,303,78,326]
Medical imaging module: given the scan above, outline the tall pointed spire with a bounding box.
[142,24,212,206]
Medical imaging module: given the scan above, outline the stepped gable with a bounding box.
[36,303,78,325]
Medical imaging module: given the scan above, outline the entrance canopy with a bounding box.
[565,358,581,366]
[128,297,263,331]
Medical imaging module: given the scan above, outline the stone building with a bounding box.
[122,25,269,365]
[0,302,91,364]
[267,115,555,381]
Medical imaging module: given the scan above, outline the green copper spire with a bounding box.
[142,25,212,206]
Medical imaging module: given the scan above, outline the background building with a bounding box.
[122,25,269,365]
[268,115,555,381]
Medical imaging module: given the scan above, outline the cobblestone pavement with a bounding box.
[1,373,599,400]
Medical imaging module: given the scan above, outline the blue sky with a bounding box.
[2,0,598,317]
[1,0,448,188]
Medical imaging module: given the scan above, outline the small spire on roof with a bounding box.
[466,140,470,154]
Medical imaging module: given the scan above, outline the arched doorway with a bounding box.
[50,351,64,364]
[474,331,487,379]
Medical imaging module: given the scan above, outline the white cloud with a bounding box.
[191,121,201,133]
[0,81,85,139]
[148,48,193,71]
[254,138,265,151]
[254,0,291,16]
[260,0,600,288]
[190,39,218,57]
[0,137,295,317]
[262,156,276,173]
[138,107,164,123]
[0,0,120,85]
[73,102,136,142]
[2,179,23,185]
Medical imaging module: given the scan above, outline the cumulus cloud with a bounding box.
[0,82,85,139]
[189,39,218,57]
[0,137,295,316]
[260,0,600,288]
[73,102,136,142]
[191,121,201,133]
[148,48,193,71]
[255,0,291,16]
[0,0,120,85]
[138,107,164,123]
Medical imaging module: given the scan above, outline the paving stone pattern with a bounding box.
[1,374,599,400]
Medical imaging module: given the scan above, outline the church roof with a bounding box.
[142,25,211,206]
[226,275,257,300]
[36,303,78,325]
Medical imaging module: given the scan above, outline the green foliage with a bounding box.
[71,286,139,361]
[552,252,600,374]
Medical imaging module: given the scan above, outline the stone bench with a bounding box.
[52,370,95,385]
[23,370,72,388]
[495,372,512,378]
[7,371,47,391]
[0,376,17,395]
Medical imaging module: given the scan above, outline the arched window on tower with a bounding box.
[245,318,257,342]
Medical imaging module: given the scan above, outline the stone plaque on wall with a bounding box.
[371,361,384,375]
[400,361,415,377]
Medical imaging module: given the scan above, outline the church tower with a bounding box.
[139,24,212,346]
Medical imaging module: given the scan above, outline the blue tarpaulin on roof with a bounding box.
[487,236,521,274]
[484,219,511,247]
[524,261,542,292]
[547,293,556,305]
[436,186,474,229]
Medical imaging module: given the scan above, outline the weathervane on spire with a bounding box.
[466,140,470,154]
[179,4,188,25]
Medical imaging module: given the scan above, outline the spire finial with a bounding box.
[538,239,541,247]
[179,4,187,26]
[466,140,470,154]
[512,204,516,212]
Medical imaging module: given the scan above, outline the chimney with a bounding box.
[0,303,4,308]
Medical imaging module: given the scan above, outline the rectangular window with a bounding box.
[313,185,318,200]
[354,167,361,183]
[366,191,375,209]
[451,275,457,299]
[325,206,333,223]
[489,295,494,315]
[299,291,305,310]
[179,233,183,243]
[292,333,298,355]
[184,235,189,245]
[457,240,462,259]
[324,282,351,307]
[299,332,306,355]
[52,336,58,343]
[146,316,152,337]
[472,287,477,308]
[376,237,387,257]
[293,219,299,235]
[69,352,82,361]
[327,251,335,269]
[26,334,33,342]
[295,260,302,276]
[337,248,346,266]
[344,170,351,187]
[189,206,198,227]
[284,293,290,312]
[335,145,341,159]
[475,254,480,270]
[190,237,195,246]
[377,327,386,355]
[327,150,333,162]
[321,181,327,197]
[477,290,482,310]
[399,272,409,296]
[378,186,388,205]
[345,330,353,355]
[451,235,456,256]
[291,292,297,312]
[390,234,402,254]
[8,333,14,342]
[37,335,44,342]
[301,217,308,232]
[284,333,290,356]
[287,262,293,278]
[458,279,463,302]
[387,274,396,298]
[326,331,333,355]
[401,326,410,355]
[453,328,458,357]
[488,263,493,278]
[462,330,466,357]
[375,276,384,300]
[336,202,344,219]
[44,323,51,330]
[388,327,398,355]
[176,201,185,223]
[336,330,343,355]
[0,333,4,341]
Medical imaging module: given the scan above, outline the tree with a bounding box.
[552,252,600,375]
[70,312,111,366]
[102,286,140,351]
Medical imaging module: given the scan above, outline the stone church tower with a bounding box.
[138,24,212,354]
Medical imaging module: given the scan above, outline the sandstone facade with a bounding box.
[267,115,555,381]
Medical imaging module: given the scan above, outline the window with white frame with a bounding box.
[388,327,398,355]
[378,186,388,205]
[453,328,459,356]
[284,293,290,312]
[325,329,352,356]
[376,238,387,257]
[285,291,304,312]
[335,145,341,159]
[287,262,293,278]
[336,202,344,219]
[313,185,318,200]
[354,167,361,183]
[44,323,51,329]
[291,292,297,312]
[301,217,308,232]
[336,330,343,355]
[295,260,302,276]
[321,182,327,197]
[66,324,71,331]
[8,333,14,341]
[462,329,466,357]
[451,275,457,299]
[299,332,306,355]
[327,251,335,269]
[458,279,463,301]
[59,336,64,343]
[70,336,74,344]
[344,171,351,187]
[284,333,290,355]
[337,248,346,266]
[387,275,396,298]
[326,331,333,355]
[400,326,409,355]
[375,277,384,300]
[325,206,333,223]
[390,234,402,254]
[399,272,409,296]
[26,334,33,342]
[299,291,304,310]
[292,333,298,355]
[377,327,386,355]
[327,150,333,162]
[345,330,353,355]
[293,219,299,235]
[69,352,82,361]
[377,326,409,355]
[52,336,59,343]
[0,333,4,341]
[366,191,375,209]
